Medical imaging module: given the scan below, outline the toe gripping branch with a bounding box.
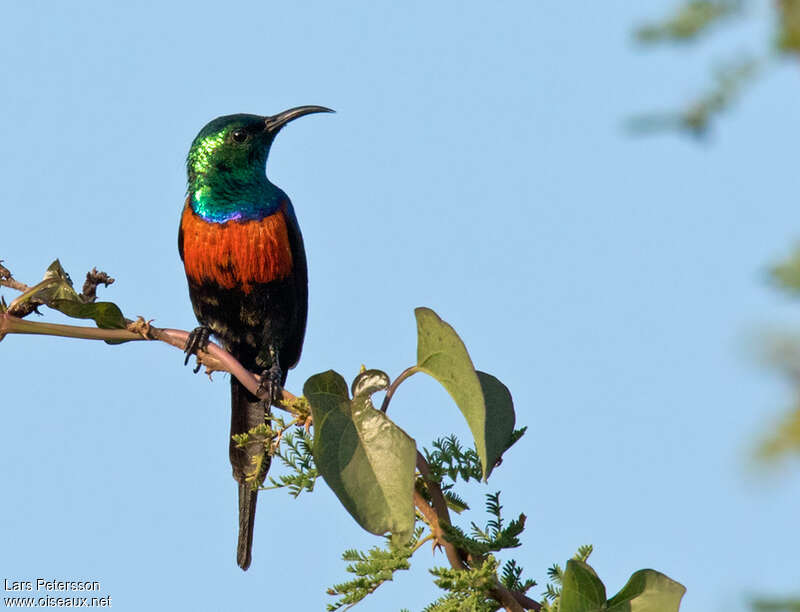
[184,326,211,373]
[256,363,283,405]
[255,346,283,404]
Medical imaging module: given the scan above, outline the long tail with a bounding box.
[237,482,258,570]
[230,378,271,571]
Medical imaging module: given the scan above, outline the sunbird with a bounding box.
[178,106,332,570]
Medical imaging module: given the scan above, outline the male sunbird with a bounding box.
[178,106,332,570]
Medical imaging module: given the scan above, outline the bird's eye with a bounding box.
[231,129,248,143]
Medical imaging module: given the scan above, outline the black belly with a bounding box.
[187,277,304,381]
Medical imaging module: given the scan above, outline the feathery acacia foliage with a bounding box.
[326,527,424,610]
[425,556,501,612]
[631,0,800,136]
[266,429,318,497]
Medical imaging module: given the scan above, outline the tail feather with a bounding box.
[230,378,271,571]
[237,482,258,570]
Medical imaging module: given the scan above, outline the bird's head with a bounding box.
[187,106,333,185]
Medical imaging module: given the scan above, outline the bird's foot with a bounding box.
[184,326,211,373]
[256,362,283,405]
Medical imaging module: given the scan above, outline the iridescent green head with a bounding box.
[187,106,333,223]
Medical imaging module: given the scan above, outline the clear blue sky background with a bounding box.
[2,2,799,610]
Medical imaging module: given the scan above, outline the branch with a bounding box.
[0,260,304,414]
[416,451,468,570]
[0,312,301,415]
[414,451,541,611]
[380,365,419,413]
[0,261,27,293]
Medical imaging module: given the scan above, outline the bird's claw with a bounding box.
[184,326,211,373]
[256,362,283,405]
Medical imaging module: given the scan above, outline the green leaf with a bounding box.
[560,560,607,612]
[755,405,800,463]
[771,247,800,294]
[351,368,391,400]
[607,569,686,612]
[427,555,500,612]
[476,371,515,478]
[11,260,78,308]
[777,0,800,54]
[267,429,318,498]
[751,597,800,611]
[414,307,490,478]
[634,1,742,44]
[49,300,126,330]
[306,370,416,544]
[10,260,126,338]
[326,526,423,610]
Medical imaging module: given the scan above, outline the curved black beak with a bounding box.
[264,105,334,134]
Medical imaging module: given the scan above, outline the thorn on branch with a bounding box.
[80,268,115,303]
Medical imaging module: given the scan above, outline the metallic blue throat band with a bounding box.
[189,187,284,223]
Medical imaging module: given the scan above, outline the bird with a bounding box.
[178,106,332,570]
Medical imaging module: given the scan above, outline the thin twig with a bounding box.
[416,451,468,569]
[411,533,436,554]
[414,451,540,611]
[380,365,419,412]
[270,417,302,454]
[0,261,28,293]
[0,312,301,415]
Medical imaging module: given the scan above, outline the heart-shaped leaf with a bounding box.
[607,569,686,612]
[415,308,517,479]
[351,368,391,401]
[477,371,516,479]
[560,560,607,612]
[561,561,686,612]
[306,370,416,544]
[10,260,78,310]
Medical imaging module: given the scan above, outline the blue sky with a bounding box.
[2,1,799,610]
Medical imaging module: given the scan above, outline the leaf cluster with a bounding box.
[425,434,483,485]
[424,555,500,612]
[635,0,741,43]
[500,559,536,595]
[540,545,594,610]
[754,249,800,465]
[266,429,318,497]
[552,557,685,612]
[7,260,124,333]
[440,492,525,559]
[326,527,424,611]
[751,598,800,612]
[777,0,800,54]
[627,57,758,137]
[771,246,800,295]
[630,0,800,137]
[304,308,686,610]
